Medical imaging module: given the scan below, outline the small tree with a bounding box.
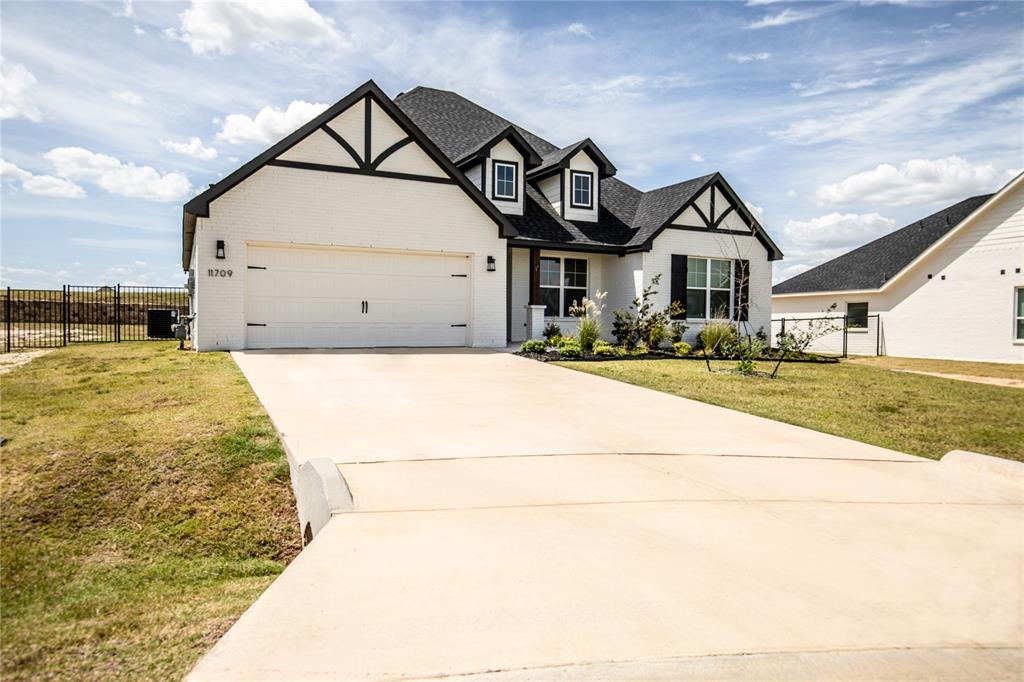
[770,304,842,378]
[612,274,684,349]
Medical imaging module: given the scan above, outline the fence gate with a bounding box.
[770,314,884,358]
[3,285,189,352]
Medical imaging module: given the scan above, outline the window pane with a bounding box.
[564,288,586,316]
[495,163,515,198]
[1017,318,1024,341]
[540,258,560,287]
[1017,288,1024,317]
[710,259,731,289]
[710,290,730,318]
[686,289,706,319]
[540,288,560,317]
[564,258,587,287]
[847,302,868,328]
[572,174,590,205]
[687,257,707,288]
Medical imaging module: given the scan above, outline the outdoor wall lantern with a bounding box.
[215,240,226,259]
[487,256,496,272]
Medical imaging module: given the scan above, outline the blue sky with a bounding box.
[1,0,1021,288]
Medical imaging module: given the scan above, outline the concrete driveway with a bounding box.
[190,349,1024,681]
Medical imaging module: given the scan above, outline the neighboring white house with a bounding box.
[182,80,782,351]
[772,173,1024,364]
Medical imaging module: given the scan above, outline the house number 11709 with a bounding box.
[208,268,233,277]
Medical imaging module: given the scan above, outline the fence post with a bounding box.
[115,284,121,343]
[5,287,10,353]
[842,315,848,358]
[876,316,881,356]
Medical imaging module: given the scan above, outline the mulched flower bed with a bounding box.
[515,349,840,364]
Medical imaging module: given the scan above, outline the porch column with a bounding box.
[526,247,545,339]
[529,247,540,305]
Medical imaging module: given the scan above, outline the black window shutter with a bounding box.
[670,255,687,320]
[735,259,750,322]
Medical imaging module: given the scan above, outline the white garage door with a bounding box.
[245,245,470,348]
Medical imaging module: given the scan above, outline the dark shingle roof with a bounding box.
[396,86,778,257]
[396,87,557,162]
[772,194,992,294]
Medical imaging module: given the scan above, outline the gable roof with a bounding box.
[453,125,543,168]
[772,193,996,296]
[396,87,782,259]
[527,139,617,179]
[181,80,513,269]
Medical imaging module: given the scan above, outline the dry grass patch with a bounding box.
[1,343,300,680]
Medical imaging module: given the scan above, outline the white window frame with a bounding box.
[686,257,733,322]
[539,256,588,318]
[570,171,593,209]
[492,161,517,201]
[1015,287,1024,342]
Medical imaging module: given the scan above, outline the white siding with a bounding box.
[673,206,704,228]
[773,182,1024,363]
[487,139,524,216]
[644,228,773,344]
[538,175,561,215]
[563,152,599,223]
[193,97,507,351]
[277,129,357,167]
[465,163,483,193]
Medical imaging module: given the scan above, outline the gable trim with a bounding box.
[641,173,783,261]
[456,125,542,168]
[369,137,413,170]
[181,79,514,269]
[319,124,363,168]
[267,159,457,185]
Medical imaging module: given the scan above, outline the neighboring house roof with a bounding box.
[395,87,782,259]
[180,80,513,270]
[772,193,995,295]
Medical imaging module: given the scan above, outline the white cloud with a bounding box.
[0,159,86,198]
[166,0,342,55]
[1,59,42,122]
[160,136,218,160]
[786,189,798,198]
[728,52,771,63]
[44,147,191,202]
[215,100,328,145]
[690,153,705,162]
[115,0,135,18]
[566,23,594,39]
[956,4,997,18]
[133,25,146,36]
[744,201,765,220]
[815,157,1004,207]
[71,237,176,251]
[789,78,877,97]
[774,54,1021,145]
[112,90,144,106]
[746,6,831,29]
[782,212,896,250]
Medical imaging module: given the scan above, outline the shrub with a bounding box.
[592,340,616,356]
[557,335,578,349]
[673,341,692,356]
[631,341,649,356]
[569,291,607,352]
[736,337,767,375]
[557,338,582,357]
[543,322,562,343]
[698,321,738,357]
[668,321,689,344]
[611,274,685,349]
[520,339,547,353]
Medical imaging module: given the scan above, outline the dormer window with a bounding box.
[570,170,593,209]
[492,161,518,201]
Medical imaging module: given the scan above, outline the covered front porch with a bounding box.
[507,244,643,343]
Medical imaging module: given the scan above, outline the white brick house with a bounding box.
[772,173,1024,364]
[182,80,782,351]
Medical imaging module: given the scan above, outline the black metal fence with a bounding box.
[770,314,884,358]
[2,285,189,352]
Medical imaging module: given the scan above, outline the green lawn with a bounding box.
[1,343,299,680]
[556,357,1024,461]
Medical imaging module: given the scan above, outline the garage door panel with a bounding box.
[245,246,470,348]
